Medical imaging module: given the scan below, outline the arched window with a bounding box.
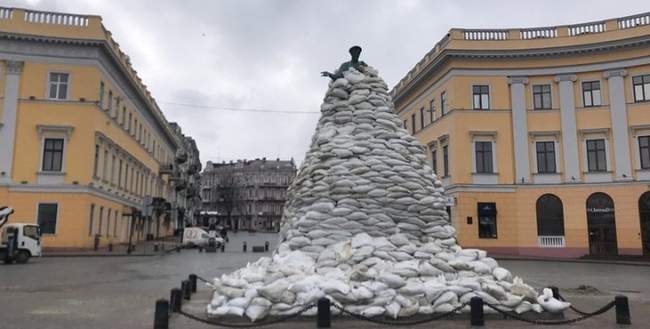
[536,194,565,236]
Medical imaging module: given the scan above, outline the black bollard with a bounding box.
[615,295,631,325]
[317,297,331,328]
[182,280,191,300]
[108,243,113,252]
[550,286,560,299]
[189,274,197,293]
[170,288,182,312]
[221,244,225,252]
[243,242,247,252]
[470,297,484,326]
[154,243,159,252]
[153,299,169,329]
[265,241,269,252]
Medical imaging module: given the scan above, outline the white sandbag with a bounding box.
[385,302,401,319]
[361,306,385,317]
[257,279,290,302]
[492,267,512,281]
[432,291,457,309]
[320,279,350,295]
[377,272,406,288]
[351,233,374,248]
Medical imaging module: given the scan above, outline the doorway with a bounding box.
[639,191,650,255]
[586,192,618,256]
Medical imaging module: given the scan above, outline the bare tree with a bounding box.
[216,170,245,230]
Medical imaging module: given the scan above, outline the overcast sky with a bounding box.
[11,0,650,166]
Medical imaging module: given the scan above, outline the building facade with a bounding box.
[201,159,296,232]
[393,13,650,258]
[0,7,198,249]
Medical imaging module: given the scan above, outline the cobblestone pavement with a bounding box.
[1,231,648,329]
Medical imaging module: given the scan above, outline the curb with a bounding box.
[42,247,181,258]
[494,256,650,267]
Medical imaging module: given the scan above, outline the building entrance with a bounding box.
[639,191,650,255]
[586,192,618,256]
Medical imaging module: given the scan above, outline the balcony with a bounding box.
[175,151,188,164]
[159,163,174,175]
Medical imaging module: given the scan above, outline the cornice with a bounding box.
[392,35,650,104]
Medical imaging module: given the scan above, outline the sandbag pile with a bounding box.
[206,64,567,321]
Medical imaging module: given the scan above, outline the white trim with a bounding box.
[470,83,491,110]
[45,71,71,101]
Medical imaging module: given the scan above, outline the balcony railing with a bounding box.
[520,27,558,39]
[538,235,566,248]
[463,29,509,40]
[0,7,12,19]
[23,9,89,27]
[618,12,650,29]
[567,21,606,36]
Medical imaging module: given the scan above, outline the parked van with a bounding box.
[182,227,223,248]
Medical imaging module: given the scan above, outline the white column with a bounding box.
[508,76,530,183]
[604,69,632,180]
[0,60,23,184]
[555,74,581,182]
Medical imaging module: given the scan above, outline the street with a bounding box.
[1,232,649,329]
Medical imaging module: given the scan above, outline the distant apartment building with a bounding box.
[393,13,650,258]
[201,158,296,231]
[0,7,199,249]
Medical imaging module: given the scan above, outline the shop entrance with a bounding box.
[639,191,650,256]
[586,192,618,256]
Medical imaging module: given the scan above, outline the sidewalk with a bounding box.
[492,254,650,267]
[42,237,182,257]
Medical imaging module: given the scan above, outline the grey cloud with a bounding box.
[18,0,649,165]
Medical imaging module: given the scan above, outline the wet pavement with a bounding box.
[1,231,649,329]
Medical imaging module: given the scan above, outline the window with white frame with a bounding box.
[99,81,104,106]
[429,98,436,123]
[42,138,64,172]
[440,91,447,115]
[48,73,69,100]
[472,85,489,110]
[475,141,494,173]
[536,141,556,173]
[533,84,552,110]
[582,81,602,107]
[108,90,113,112]
[639,135,650,169]
[633,75,650,102]
[586,139,607,172]
[420,108,425,130]
[442,144,449,177]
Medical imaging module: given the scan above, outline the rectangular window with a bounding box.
[115,98,120,118]
[475,141,493,173]
[111,155,116,184]
[429,98,435,123]
[639,136,650,169]
[107,209,112,237]
[122,107,126,126]
[113,211,119,237]
[533,84,552,110]
[108,90,113,111]
[128,113,132,131]
[443,145,449,177]
[441,92,447,115]
[48,73,69,100]
[633,75,650,102]
[411,113,416,134]
[472,85,489,110]
[477,202,497,239]
[536,141,556,173]
[586,139,607,172]
[99,81,104,106]
[42,138,64,172]
[103,149,109,180]
[582,81,602,107]
[420,108,425,129]
[118,159,123,188]
[431,149,437,174]
[98,206,104,236]
[93,144,99,178]
[88,204,95,236]
[37,203,58,234]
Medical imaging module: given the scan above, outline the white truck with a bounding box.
[1,207,42,264]
[182,227,223,249]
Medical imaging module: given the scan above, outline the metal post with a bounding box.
[265,241,269,252]
[153,299,169,329]
[316,297,331,328]
[189,274,197,293]
[170,288,182,312]
[182,280,191,300]
[243,241,247,252]
[221,244,225,252]
[470,296,484,326]
[550,286,560,299]
[615,295,631,325]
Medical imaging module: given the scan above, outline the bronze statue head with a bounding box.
[349,46,362,63]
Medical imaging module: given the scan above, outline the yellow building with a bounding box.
[393,13,650,258]
[0,7,196,250]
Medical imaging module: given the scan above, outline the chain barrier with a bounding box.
[176,303,316,328]
[555,291,593,316]
[331,302,468,326]
[484,301,616,326]
[195,275,214,285]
